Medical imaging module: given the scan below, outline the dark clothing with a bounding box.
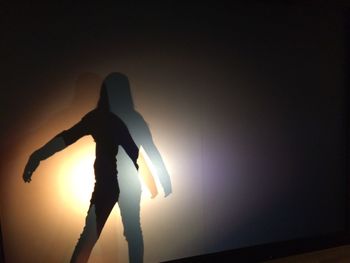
[58,108,139,232]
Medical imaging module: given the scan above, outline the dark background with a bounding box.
[0,2,349,262]
[1,2,346,135]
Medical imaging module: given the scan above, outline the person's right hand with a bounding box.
[164,186,172,198]
[23,153,40,183]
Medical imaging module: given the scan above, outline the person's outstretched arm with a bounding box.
[137,119,172,197]
[23,136,66,182]
[141,131,172,197]
[23,116,90,183]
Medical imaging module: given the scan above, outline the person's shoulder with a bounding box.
[122,110,148,126]
[81,109,98,122]
[132,111,151,130]
[132,111,146,122]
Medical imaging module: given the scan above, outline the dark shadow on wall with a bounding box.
[0,72,102,170]
[0,72,103,263]
[104,72,172,262]
[22,72,172,263]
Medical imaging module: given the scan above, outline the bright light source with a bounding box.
[55,138,161,215]
[58,138,95,214]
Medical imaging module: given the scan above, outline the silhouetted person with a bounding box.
[104,73,172,263]
[23,79,139,263]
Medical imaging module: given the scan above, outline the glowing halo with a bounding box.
[57,138,96,214]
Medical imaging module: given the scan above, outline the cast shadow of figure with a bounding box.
[104,73,172,263]
[1,72,102,170]
[22,72,172,263]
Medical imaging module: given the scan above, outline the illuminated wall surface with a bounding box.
[0,3,347,263]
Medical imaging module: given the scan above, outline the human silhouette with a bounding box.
[23,78,140,263]
[104,73,172,263]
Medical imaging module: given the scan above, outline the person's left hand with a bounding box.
[23,154,40,183]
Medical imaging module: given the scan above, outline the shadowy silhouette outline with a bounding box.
[105,73,172,263]
[23,72,172,263]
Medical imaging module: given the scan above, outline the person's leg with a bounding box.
[70,198,116,263]
[70,205,99,263]
[119,192,143,263]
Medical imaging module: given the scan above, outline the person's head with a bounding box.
[97,72,135,114]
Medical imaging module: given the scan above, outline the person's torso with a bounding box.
[84,109,126,182]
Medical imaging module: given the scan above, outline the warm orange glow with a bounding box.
[58,138,95,215]
[55,139,158,216]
